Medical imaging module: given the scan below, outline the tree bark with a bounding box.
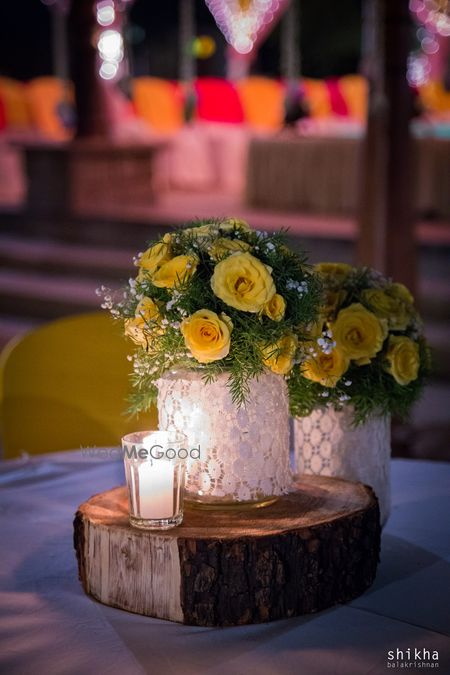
[67,0,111,138]
[357,0,416,295]
[74,476,380,627]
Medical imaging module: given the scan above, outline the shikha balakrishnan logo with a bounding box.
[387,647,439,669]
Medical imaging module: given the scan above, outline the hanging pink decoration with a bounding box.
[205,0,281,54]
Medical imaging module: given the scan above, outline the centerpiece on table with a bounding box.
[290,263,430,524]
[107,218,321,507]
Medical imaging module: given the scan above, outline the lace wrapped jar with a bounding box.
[157,369,293,507]
[292,406,391,525]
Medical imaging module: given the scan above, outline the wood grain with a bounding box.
[74,475,380,626]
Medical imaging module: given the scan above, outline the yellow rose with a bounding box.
[211,252,276,312]
[219,218,251,232]
[332,303,388,365]
[387,282,414,306]
[315,262,353,284]
[209,237,251,261]
[152,255,198,289]
[262,334,298,375]
[124,297,161,348]
[384,335,420,385]
[263,293,286,321]
[362,288,410,331]
[302,346,349,387]
[138,238,172,276]
[181,309,232,363]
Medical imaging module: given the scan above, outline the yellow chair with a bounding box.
[302,78,332,118]
[236,77,284,131]
[0,313,155,459]
[0,76,31,130]
[339,75,368,121]
[26,77,74,140]
[132,77,184,134]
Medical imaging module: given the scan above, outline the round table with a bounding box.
[0,450,449,675]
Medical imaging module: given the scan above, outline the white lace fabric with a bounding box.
[293,406,391,524]
[157,370,293,503]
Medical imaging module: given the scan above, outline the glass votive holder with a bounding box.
[122,430,188,531]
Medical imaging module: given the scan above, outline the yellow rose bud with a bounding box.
[181,309,232,363]
[362,288,410,331]
[124,297,161,348]
[263,293,286,321]
[152,255,198,289]
[332,303,388,365]
[219,217,251,232]
[321,289,347,318]
[384,335,420,385]
[138,240,172,276]
[262,334,298,375]
[315,262,353,284]
[302,346,349,387]
[211,252,276,313]
[184,223,217,239]
[209,237,251,261]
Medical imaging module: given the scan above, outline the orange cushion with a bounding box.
[339,75,368,121]
[0,77,31,129]
[26,77,73,140]
[302,78,332,118]
[132,77,184,133]
[236,77,284,130]
[419,80,450,114]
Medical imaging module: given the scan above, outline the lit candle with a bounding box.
[138,460,174,520]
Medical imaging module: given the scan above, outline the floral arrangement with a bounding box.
[288,263,431,424]
[103,218,322,411]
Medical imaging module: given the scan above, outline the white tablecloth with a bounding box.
[0,452,449,675]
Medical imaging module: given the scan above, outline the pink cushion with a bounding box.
[0,96,6,130]
[326,78,349,117]
[195,78,244,124]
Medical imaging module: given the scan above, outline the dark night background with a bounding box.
[0,0,362,81]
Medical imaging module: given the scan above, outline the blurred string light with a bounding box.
[407,0,449,85]
[97,0,115,26]
[409,0,450,36]
[205,0,280,54]
[95,0,128,81]
[97,28,124,79]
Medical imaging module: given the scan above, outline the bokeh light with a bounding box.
[97,1,115,27]
[205,0,280,54]
[192,36,216,59]
[98,29,123,62]
[99,60,119,80]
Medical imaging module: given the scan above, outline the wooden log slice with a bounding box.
[74,476,380,627]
